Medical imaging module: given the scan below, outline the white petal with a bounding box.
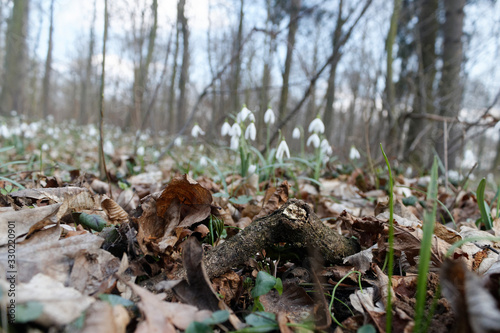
[306,134,320,148]
[292,127,301,139]
[308,118,325,134]
[230,135,239,150]
[349,146,360,159]
[276,140,290,160]
[264,109,276,124]
[231,123,242,137]
[248,164,257,174]
[221,122,232,136]
[245,123,257,141]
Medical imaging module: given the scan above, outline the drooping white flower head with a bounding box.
[174,137,183,147]
[349,145,360,160]
[264,108,276,125]
[231,123,242,137]
[245,122,257,141]
[221,121,232,136]
[276,139,290,161]
[321,139,332,155]
[461,149,476,169]
[103,141,114,155]
[237,106,253,123]
[137,146,145,156]
[191,124,205,138]
[230,135,239,150]
[41,143,50,151]
[308,117,325,134]
[307,133,321,148]
[200,156,208,167]
[292,127,301,139]
[248,164,257,175]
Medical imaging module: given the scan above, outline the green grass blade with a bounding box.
[414,156,439,333]
[0,176,25,190]
[446,235,500,257]
[380,144,394,333]
[477,178,493,229]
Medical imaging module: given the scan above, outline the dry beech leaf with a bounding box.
[440,258,500,333]
[81,301,130,333]
[254,180,289,220]
[101,196,129,224]
[10,186,88,202]
[0,203,62,246]
[127,281,211,333]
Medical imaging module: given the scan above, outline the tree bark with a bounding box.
[0,0,29,115]
[176,0,190,131]
[404,0,438,167]
[278,0,301,122]
[436,0,465,170]
[98,0,109,180]
[231,0,244,113]
[41,0,55,119]
[79,0,97,125]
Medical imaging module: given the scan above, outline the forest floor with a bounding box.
[1,116,500,333]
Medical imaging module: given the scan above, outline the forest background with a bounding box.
[0,0,499,177]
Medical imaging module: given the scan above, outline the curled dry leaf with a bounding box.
[81,301,130,333]
[254,180,289,220]
[102,196,129,224]
[136,174,213,254]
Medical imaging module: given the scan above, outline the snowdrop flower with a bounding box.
[321,139,332,155]
[248,164,257,175]
[221,121,232,136]
[461,149,476,169]
[308,117,325,134]
[276,139,290,160]
[103,140,114,155]
[264,108,276,124]
[349,146,360,160]
[88,126,97,137]
[137,146,145,156]
[245,122,257,141]
[230,135,239,150]
[200,156,208,167]
[174,137,182,147]
[41,143,49,151]
[231,123,242,137]
[306,133,320,148]
[191,124,205,138]
[237,106,252,123]
[10,110,17,117]
[292,127,301,139]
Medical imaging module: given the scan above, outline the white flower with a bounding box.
[200,156,208,167]
[248,112,256,122]
[248,164,257,174]
[41,143,49,151]
[308,117,325,134]
[461,149,476,169]
[264,108,276,124]
[306,133,320,148]
[221,121,232,136]
[237,106,252,123]
[276,139,290,160]
[321,139,332,155]
[103,141,114,155]
[88,126,97,137]
[174,137,183,147]
[231,123,242,137]
[292,127,301,139]
[191,124,205,138]
[349,146,360,160]
[230,135,239,150]
[245,122,256,141]
[137,146,145,156]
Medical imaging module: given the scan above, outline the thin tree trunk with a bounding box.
[176,0,190,131]
[384,0,401,156]
[231,0,244,113]
[79,0,97,125]
[436,0,465,170]
[41,0,55,118]
[98,0,109,180]
[0,0,29,115]
[168,15,180,134]
[278,0,301,122]
[404,0,438,167]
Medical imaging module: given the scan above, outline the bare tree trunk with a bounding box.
[436,0,465,170]
[231,0,244,113]
[0,0,29,115]
[80,0,97,125]
[168,13,180,134]
[176,0,190,131]
[404,0,438,167]
[41,0,54,118]
[384,0,401,156]
[322,0,372,142]
[278,0,301,122]
[98,0,109,180]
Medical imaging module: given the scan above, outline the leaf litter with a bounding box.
[0,159,500,332]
